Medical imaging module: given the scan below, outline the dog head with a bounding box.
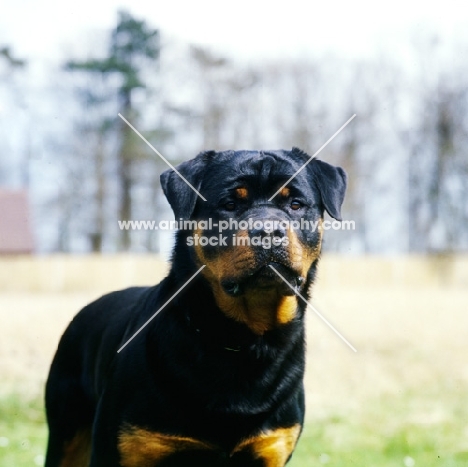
[161,148,346,334]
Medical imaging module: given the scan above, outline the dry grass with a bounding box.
[1,282,467,412]
[304,284,468,416]
[1,257,468,465]
[0,292,97,396]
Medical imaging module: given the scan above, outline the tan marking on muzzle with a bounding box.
[192,228,304,334]
[286,222,322,278]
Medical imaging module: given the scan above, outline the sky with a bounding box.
[1,0,467,253]
[1,0,467,64]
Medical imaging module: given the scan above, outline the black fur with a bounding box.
[45,148,346,466]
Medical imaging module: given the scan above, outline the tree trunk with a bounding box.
[118,90,133,251]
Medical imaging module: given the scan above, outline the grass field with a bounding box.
[1,280,468,466]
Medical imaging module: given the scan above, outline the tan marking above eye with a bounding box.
[280,187,290,198]
[235,187,248,199]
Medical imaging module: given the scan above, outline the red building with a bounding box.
[0,189,34,254]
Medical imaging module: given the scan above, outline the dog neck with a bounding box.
[183,288,304,355]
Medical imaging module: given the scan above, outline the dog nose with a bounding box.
[249,222,286,239]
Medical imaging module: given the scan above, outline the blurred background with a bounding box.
[1,1,467,466]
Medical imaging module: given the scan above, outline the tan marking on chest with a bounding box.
[118,426,216,467]
[232,424,301,467]
[59,428,92,467]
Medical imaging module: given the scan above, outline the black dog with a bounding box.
[45,148,346,467]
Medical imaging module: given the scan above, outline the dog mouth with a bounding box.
[221,262,304,297]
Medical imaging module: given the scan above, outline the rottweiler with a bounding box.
[45,148,347,467]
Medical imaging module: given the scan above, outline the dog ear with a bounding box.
[310,159,347,221]
[160,151,213,219]
[290,148,347,220]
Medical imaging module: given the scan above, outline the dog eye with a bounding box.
[290,200,303,210]
[224,202,236,211]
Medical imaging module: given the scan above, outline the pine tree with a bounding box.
[65,10,160,250]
